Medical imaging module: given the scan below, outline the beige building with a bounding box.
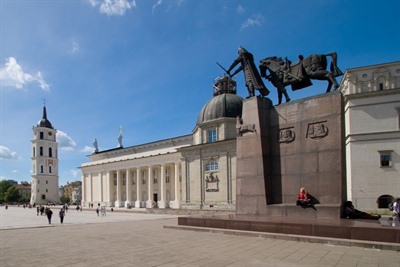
[81,61,400,212]
[341,61,400,210]
[80,76,241,210]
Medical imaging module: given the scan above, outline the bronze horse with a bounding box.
[259,53,343,105]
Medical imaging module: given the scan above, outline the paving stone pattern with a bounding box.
[0,206,399,267]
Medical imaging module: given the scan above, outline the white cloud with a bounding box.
[70,40,79,54]
[81,146,95,154]
[152,0,162,13]
[0,145,19,160]
[11,170,18,173]
[0,57,50,91]
[240,13,264,30]
[236,5,245,14]
[71,169,80,178]
[90,0,136,16]
[56,130,77,151]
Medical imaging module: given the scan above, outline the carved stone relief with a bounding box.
[306,121,329,139]
[278,127,295,143]
[205,172,219,192]
[236,116,256,137]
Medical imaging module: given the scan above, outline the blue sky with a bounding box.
[1,0,399,186]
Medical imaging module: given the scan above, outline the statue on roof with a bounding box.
[93,138,98,153]
[117,126,123,148]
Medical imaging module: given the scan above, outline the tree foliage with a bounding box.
[60,195,70,204]
[4,186,21,202]
[0,180,14,202]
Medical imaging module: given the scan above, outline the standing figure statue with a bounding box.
[117,126,123,148]
[93,138,98,153]
[227,47,269,98]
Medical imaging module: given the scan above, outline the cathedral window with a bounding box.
[49,147,52,157]
[207,128,217,143]
[379,151,393,167]
[46,180,48,184]
[33,147,35,157]
[40,166,43,173]
[153,169,158,184]
[165,168,170,183]
[40,146,43,156]
[40,132,44,139]
[205,160,219,171]
[49,166,52,173]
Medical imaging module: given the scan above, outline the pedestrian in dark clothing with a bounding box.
[59,208,65,224]
[37,206,40,216]
[45,208,53,224]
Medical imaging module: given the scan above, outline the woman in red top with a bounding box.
[296,187,311,206]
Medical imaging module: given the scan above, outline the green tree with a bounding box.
[0,180,14,202]
[19,192,31,203]
[60,195,70,204]
[4,186,20,202]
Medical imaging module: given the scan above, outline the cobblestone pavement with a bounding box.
[0,206,399,267]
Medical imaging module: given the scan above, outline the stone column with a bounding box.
[125,169,133,208]
[135,168,141,208]
[158,164,167,208]
[81,174,86,207]
[115,170,122,207]
[169,163,180,209]
[88,173,93,206]
[106,171,113,207]
[146,166,154,208]
[100,172,103,203]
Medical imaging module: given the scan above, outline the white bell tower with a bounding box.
[30,105,59,205]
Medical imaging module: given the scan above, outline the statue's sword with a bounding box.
[216,62,229,75]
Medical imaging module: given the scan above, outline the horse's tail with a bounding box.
[325,52,343,77]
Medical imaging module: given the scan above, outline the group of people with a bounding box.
[296,187,398,221]
[35,205,66,224]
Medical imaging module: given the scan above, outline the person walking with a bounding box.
[45,208,53,224]
[59,208,65,224]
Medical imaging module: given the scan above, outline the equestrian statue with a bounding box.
[259,52,343,105]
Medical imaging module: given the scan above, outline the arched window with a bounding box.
[40,165,43,173]
[40,146,43,156]
[49,147,52,157]
[205,160,219,171]
[33,147,35,157]
[49,166,52,173]
[377,194,394,209]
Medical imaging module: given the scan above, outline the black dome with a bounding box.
[37,105,54,129]
[197,93,243,125]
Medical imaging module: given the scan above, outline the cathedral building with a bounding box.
[80,76,241,210]
[30,105,60,205]
[81,61,400,212]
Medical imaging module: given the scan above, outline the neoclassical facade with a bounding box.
[80,76,241,210]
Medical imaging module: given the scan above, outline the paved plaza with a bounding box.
[0,206,399,267]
